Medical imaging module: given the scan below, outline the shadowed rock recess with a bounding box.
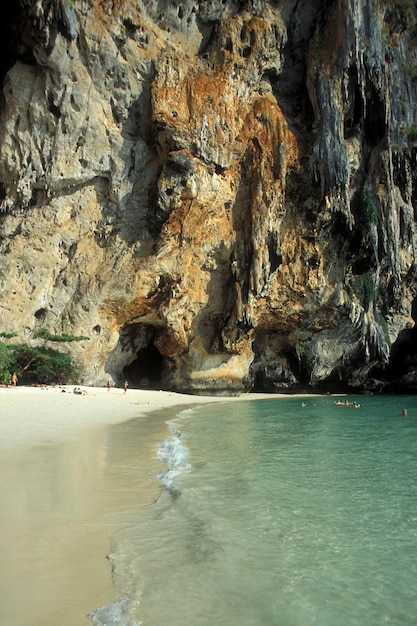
[1,0,417,394]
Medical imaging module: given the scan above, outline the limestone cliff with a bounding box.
[1,0,417,393]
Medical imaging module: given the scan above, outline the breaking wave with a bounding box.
[89,408,195,626]
[157,431,191,492]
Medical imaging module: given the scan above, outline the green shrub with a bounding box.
[0,326,86,385]
[379,314,391,346]
[4,343,76,385]
[25,347,76,384]
[33,328,90,342]
[392,0,416,25]
[402,60,417,79]
[0,341,13,384]
[362,186,379,225]
[401,123,417,144]
[352,274,377,312]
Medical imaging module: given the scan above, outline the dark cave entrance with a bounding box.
[123,342,164,389]
[369,297,417,391]
[111,322,167,389]
[381,298,417,385]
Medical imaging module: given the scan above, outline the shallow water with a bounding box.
[92,395,417,626]
[0,410,171,626]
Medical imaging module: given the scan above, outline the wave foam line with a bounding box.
[157,432,191,492]
[88,547,143,626]
[89,595,141,626]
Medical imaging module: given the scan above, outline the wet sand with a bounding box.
[0,385,279,626]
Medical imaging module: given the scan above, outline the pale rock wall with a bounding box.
[0,0,416,393]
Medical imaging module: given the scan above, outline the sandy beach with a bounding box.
[0,384,234,448]
[0,385,277,626]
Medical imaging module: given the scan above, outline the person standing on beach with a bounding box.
[107,379,111,392]
[11,372,18,387]
[123,380,128,394]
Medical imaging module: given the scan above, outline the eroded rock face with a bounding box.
[1,0,417,393]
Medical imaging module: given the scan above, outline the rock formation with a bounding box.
[1,0,417,393]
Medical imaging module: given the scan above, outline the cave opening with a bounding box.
[364,83,386,147]
[344,65,364,140]
[123,342,164,389]
[0,4,21,88]
[389,298,417,380]
[110,322,168,390]
[370,296,417,390]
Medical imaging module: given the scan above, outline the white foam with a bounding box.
[157,433,191,490]
[89,596,140,626]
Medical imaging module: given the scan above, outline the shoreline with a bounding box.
[0,384,296,626]
[0,384,298,450]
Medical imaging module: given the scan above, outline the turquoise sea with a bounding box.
[91,395,417,626]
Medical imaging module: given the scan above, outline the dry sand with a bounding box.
[0,384,232,448]
[0,385,279,626]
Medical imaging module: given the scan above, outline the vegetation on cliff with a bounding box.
[0,330,88,385]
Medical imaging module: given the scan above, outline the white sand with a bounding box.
[0,385,283,626]
[0,385,240,449]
